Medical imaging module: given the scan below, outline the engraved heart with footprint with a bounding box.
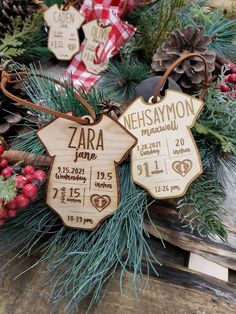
[90,194,111,212]
[172,159,192,177]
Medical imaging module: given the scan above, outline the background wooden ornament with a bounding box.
[119,90,204,199]
[44,4,85,60]
[37,114,136,230]
[82,20,112,74]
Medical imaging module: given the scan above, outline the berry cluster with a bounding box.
[0,144,47,226]
[219,63,236,97]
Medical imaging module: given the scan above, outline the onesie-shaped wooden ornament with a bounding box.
[44,4,85,60]
[37,114,136,230]
[82,20,112,74]
[119,90,204,199]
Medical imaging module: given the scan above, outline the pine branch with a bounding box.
[0,176,17,203]
[195,85,236,155]
[177,173,227,241]
[177,4,236,61]
[0,13,52,63]
[122,0,187,62]
[97,59,151,103]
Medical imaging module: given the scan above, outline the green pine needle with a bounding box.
[178,5,236,61]
[177,173,227,241]
[97,59,151,103]
[0,13,52,63]
[122,0,187,62]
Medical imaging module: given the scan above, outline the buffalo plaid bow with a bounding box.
[65,1,136,91]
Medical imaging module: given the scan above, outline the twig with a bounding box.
[2,150,52,167]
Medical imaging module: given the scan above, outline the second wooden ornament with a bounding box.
[119,53,207,199]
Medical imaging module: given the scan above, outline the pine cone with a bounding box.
[151,25,216,89]
[0,0,38,38]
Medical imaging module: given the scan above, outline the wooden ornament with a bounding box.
[37,114,136,230]
[82,20,112,74]
[119,90,204,199]
[44,4,85,60]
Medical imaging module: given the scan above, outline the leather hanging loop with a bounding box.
[152,53,209,103]
[0,70,96,124]
[120,0,128,18]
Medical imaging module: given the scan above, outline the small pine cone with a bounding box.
[0,0,38,38]
[151,25,216,89]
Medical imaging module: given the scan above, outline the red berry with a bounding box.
[15,194,30,209]
[0,159,8,168]
[224,75,230,82]
[16,175,28,189]
[8,209,17,218]
[1,167,12,179]
[0,218,6,226]
[0,145,5,155]
[220,84,229,92]
[23,184,38,199]
[23,165,35,175]
[234,84,236,90]
[24,174,34,182]
[0,208,8,219]
[33,170,47,182]
[227,63,234,70]
[6,199,17,210]
[231,67,236,73]
[29,193,38,202]
[228,74,236,83]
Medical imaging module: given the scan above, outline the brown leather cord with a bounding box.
[152,53,209,103]
[120,0,128,17]
[0,71,96,124]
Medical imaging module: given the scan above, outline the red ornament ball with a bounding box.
[16,175,28,189]
[15,194,30,209]
[0,159,8,168]
[1,167,12,179]
[228,74,236,83]
[23,183,38,199]
[0,145,5,155]
[33,170,47,182]
[23,165,35,175]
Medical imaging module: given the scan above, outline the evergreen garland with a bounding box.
[0,13,52,63]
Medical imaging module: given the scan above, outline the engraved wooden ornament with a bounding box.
[82,20,112,74]
[37,114,137,230]
[44,4,85,60]
[119,90,204,199]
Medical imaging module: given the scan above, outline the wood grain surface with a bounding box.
[145,201,236,270]
[1,240,236,314]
